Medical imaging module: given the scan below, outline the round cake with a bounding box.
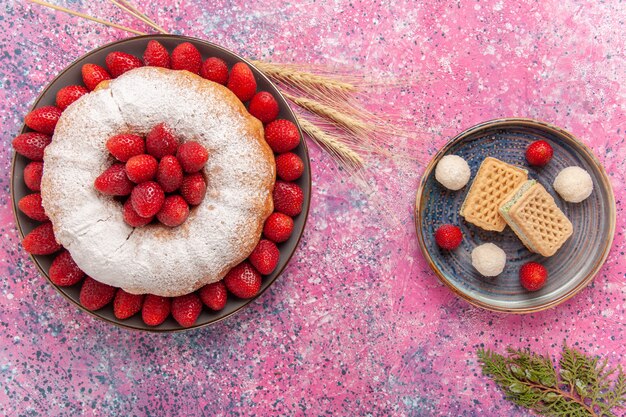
[40,66,276,297]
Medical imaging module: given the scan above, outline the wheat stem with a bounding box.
[106,0,168,34]
[28,0,147,35]
[252,60,358,95]
[283,92,370,136]
[298,118,363,168]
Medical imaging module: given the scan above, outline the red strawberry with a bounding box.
[227,62,257,102]
[519,262,548,291]
[49,250,85,287]
[113,289,144,319]
[142,294,171,326]
[94,163,134,196]
[23,161,44,191]
[13,132,51,161]
[146,123,179,159]
[275,152,304,181]
[249,91,279,123]
[55,85,88,110]
[81,64,111,91]
[126,154,158,183]
[105,51,143,78]
[143,40,171,68]
[200,57,229,85]
[106,133,145,162]
[130,181,165,218]
[263,212,294,243]
[171,42,202,74]
[156,155,184,193]
[18,193,48,222]
[171,293,202,327]
[526,140,554,166]
[224,261,262,299]
[180,173,206,205]
[176,141,208,173]
[123,199,153,227]
[156,195,189,227]
[198,281,227,311]
[264,119,300,153]
[79,277,116,311]
[272,181,304,217]
[22,222,61,255]
[434,224,463,250]
[25,106,62,135]
[248,239,280,275]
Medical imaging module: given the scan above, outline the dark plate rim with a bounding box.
[414,117,616,314]
[10,34,312,332]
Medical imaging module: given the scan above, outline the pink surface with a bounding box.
[1,0,625,415]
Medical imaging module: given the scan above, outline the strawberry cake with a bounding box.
[40,66,276,297]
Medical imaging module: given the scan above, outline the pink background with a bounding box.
[1,0,625,415]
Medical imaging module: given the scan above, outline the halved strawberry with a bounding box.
[81,63,111,91]
[49,250,85,287]
[22,222,61,255]
[105,51,143,78]
[79,277,116,311]
[18,193,48,222]
[25,106,62,135]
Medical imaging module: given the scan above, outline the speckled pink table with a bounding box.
[1,1,624,416]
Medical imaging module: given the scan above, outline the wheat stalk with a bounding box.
[29,0,147,35]
[106,0,168,34]
[283,92,370,134]
[252,60,358,97]
[298,118,364,168]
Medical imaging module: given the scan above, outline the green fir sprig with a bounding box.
[477,345,626,417]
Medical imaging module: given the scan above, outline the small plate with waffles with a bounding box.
[415,118,615,313]
[11,35,311,331]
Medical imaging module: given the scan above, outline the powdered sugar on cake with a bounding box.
[41,67,275,297]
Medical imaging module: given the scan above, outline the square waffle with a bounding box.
[499,180,573,257]
[460,157,528,231]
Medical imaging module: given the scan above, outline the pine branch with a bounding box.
[478,345,626,417]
